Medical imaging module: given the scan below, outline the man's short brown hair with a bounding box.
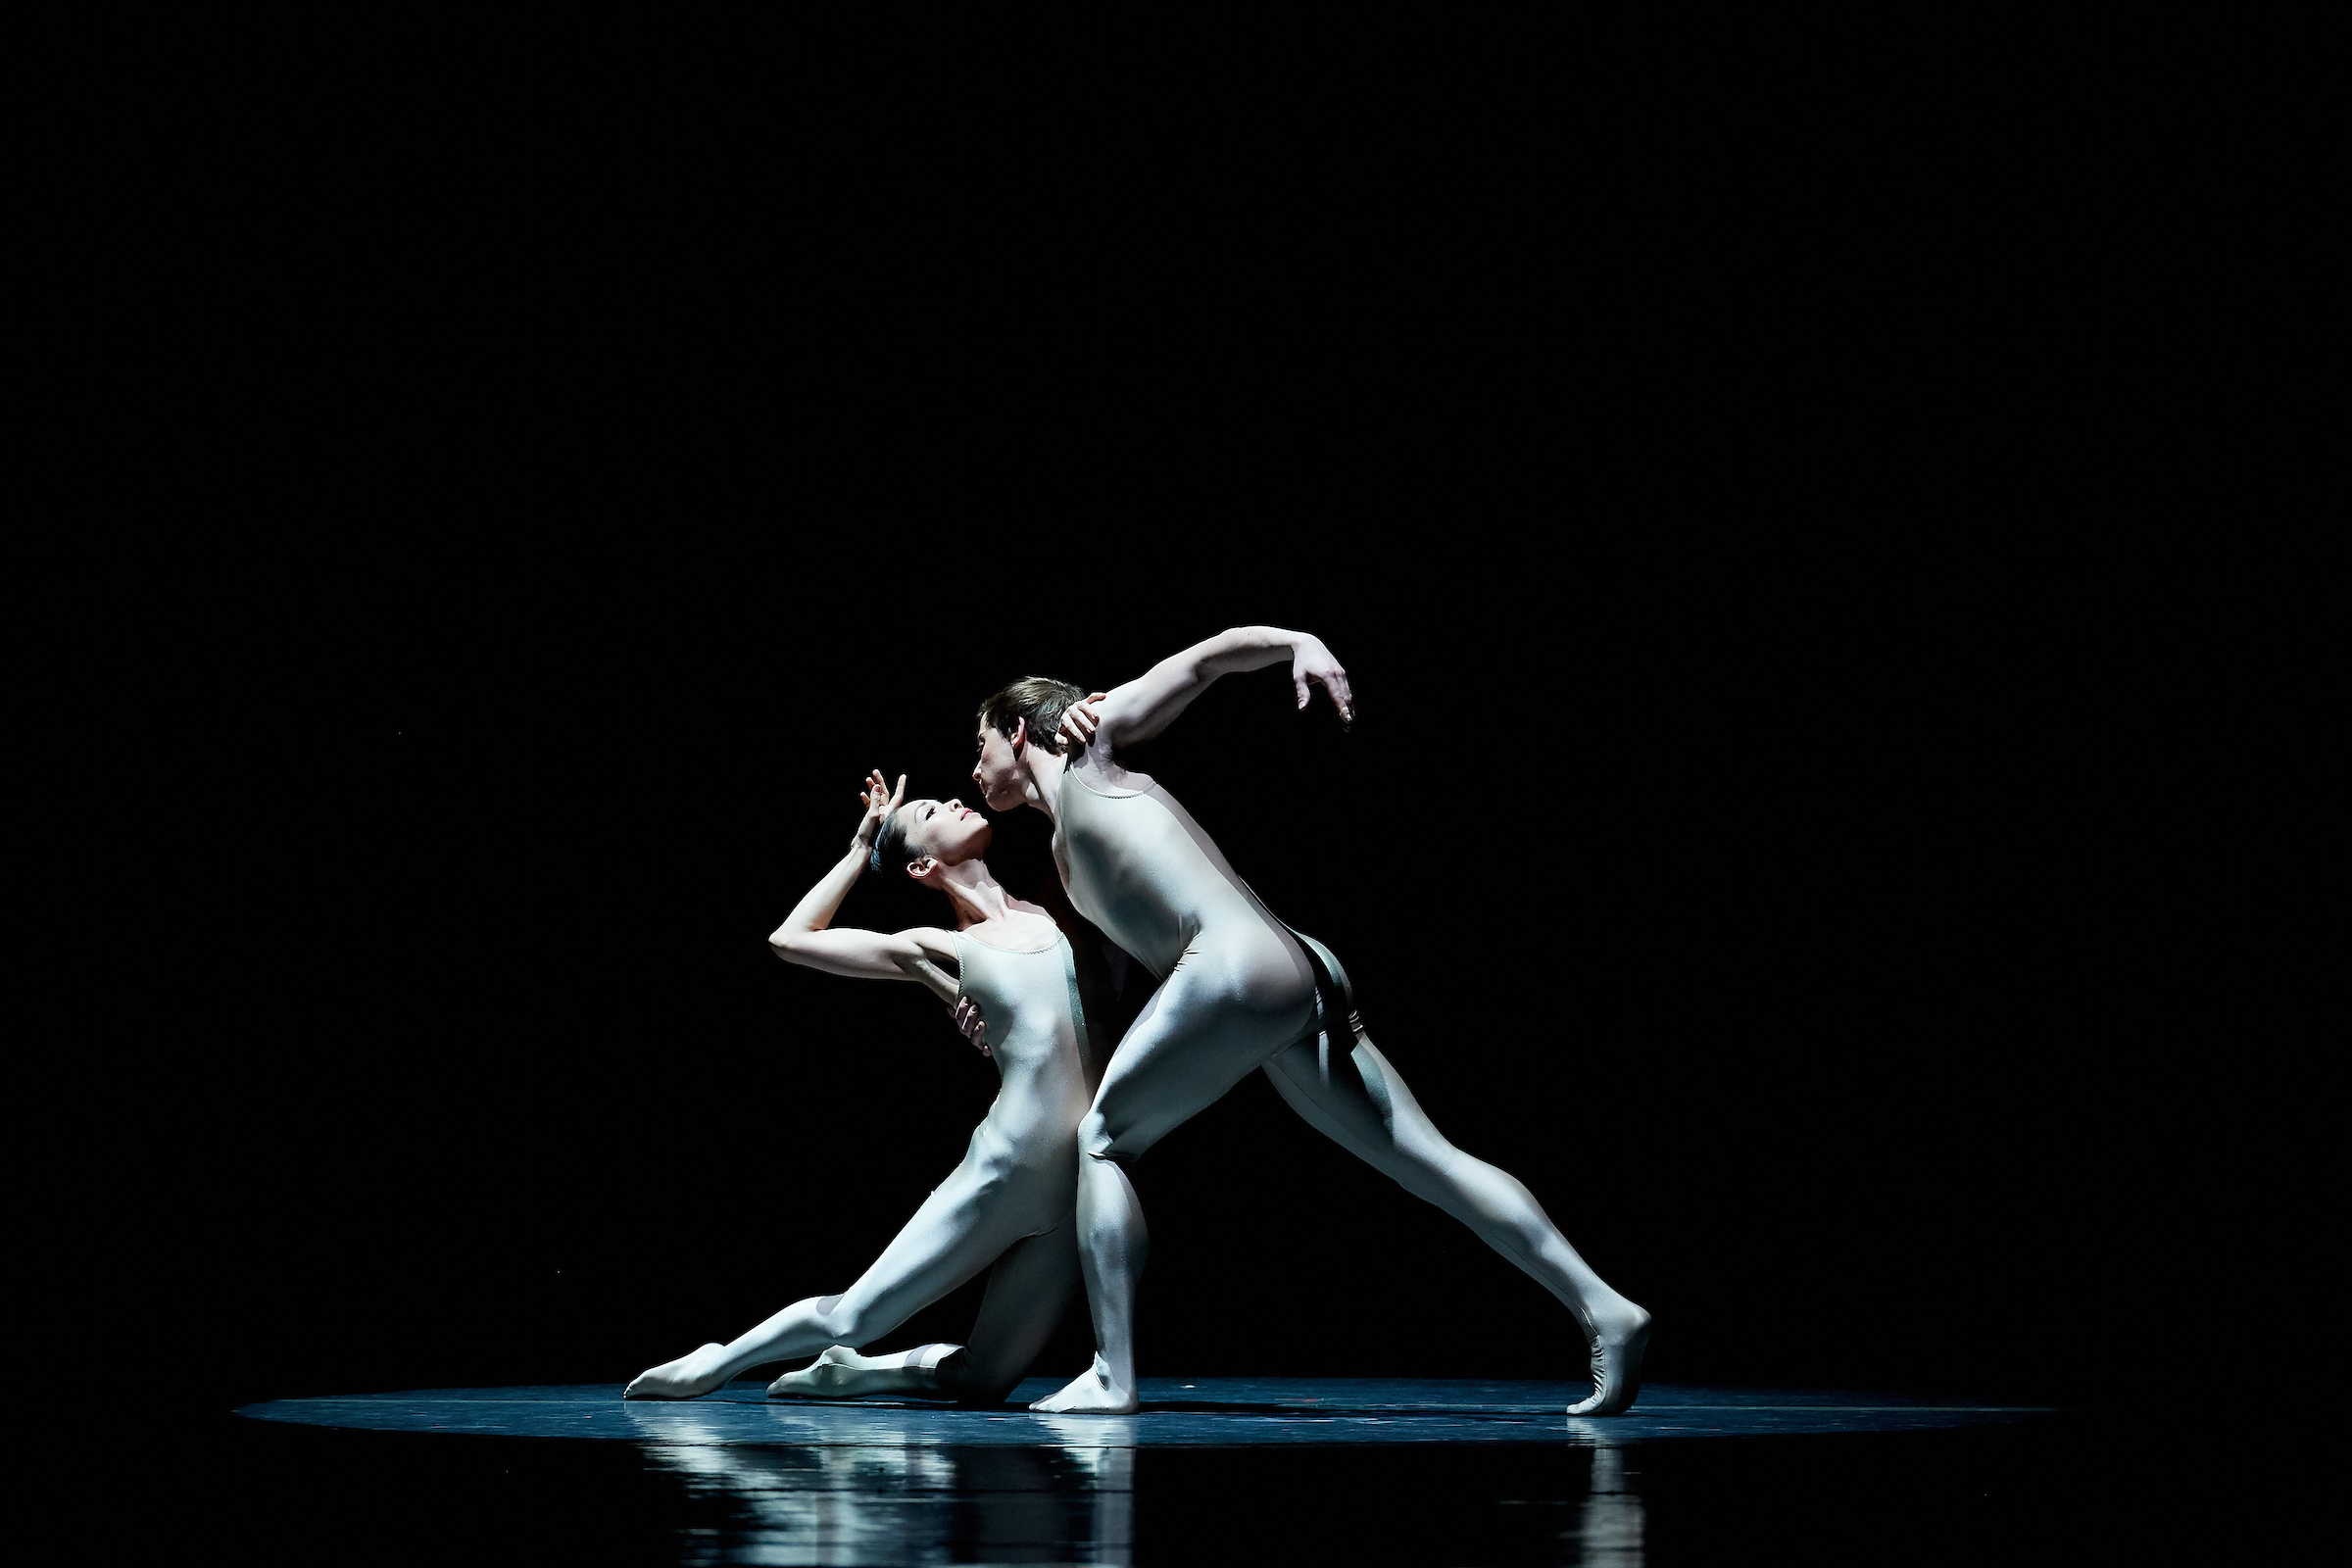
[978,676,1088,756]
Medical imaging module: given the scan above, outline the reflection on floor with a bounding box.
[238,1377,2053,1446]
[224,1381,2068,1566]
[640,1419,1136,1566]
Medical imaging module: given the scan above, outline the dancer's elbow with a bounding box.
[768,930,810,963]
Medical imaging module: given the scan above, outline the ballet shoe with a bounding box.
[1565,1303,1652,1417]
[623,1343,731,1400]
[767,1346,867,1398]
[1027,1353,1140,1415]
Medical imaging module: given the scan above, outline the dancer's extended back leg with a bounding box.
[1261,1017,1652,1415]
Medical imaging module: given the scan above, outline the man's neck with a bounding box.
[1018,743,1070,826]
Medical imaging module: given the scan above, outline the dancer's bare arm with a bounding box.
[768,770,961,1008]
[1060,626,1353,751]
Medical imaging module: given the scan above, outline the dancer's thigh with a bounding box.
[834,1162,1026,1342]
[960,1223,1082,1388]
[1090,957,1313,1159]
[1262,1032,1463,1205]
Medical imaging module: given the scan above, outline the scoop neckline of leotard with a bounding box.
[1066,753,1152,797]
[956,925,1065,956]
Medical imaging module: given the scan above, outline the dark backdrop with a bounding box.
[153,68,2196,1423]
[192,565,2134,1415]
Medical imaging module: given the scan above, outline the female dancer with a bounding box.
[624,770,1108,1402]
[970,632,1651,1416]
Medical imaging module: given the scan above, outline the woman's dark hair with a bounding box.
[977,676,1087,757]
[870,805,916,878]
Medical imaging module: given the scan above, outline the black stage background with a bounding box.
[142,60,2224,1437]
[191,564,2146,1418]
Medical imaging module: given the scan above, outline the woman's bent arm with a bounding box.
[768,772,961,1008]
[776,921,960,1006]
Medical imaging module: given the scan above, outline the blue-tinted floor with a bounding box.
[240,1377,2050,1447]
[223,1380,2074,1565]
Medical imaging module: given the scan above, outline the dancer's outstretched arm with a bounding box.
[1061,627,1354,752]
[768,770,977,1040]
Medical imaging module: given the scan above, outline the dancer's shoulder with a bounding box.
[956,912,1064,956]
[1069,744,1152,797]
[902,926,962,961]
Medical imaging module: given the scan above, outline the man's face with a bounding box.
[972,722,1026,810]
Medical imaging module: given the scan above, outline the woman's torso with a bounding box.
[952,929,1097,1162]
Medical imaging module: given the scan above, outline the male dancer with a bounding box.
[971,629,1651,1416]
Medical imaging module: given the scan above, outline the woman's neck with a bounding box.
[937,858,1041,930]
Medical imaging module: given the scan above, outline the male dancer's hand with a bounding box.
[951,994,989,1055]
[1055,693,1112,752]
[1290,636,1353,728]
[853,769,906,858]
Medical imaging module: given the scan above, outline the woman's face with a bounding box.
[896,797,992,869]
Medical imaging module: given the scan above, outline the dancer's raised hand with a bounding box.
[951,993,990,1055]
[1290,637,1353,729]
[1055,693,1111,752]
[853,770,906,856]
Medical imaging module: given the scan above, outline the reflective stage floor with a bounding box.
[216,1379,2112,1565]
[238,1377,2052,1447]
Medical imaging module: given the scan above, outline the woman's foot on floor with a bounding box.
[623,1343,732,1399]
[1565,1300,1652,1416]
[1028,1353,1139,1414]
[767,1345,949,1399]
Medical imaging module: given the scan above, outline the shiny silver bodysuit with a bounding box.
[831,929,1097,1343]
[1055,751,1325,1148]
[635,929,1099,1400]
[1052,746,1636,1400]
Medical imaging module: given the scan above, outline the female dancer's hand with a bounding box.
[1291,637,1353,729]
[853,769,906,857]
[951,994,990,1055]
[1055,693,1112,752]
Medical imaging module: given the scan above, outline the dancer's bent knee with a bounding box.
[809,1292,863,1344]
[1077,1108,1147,1166]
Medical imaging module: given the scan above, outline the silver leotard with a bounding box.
[1053,749,1332,1157]
[1039,736,1651,1419]
[785,930,1098,1361]
[946,930,1098,1219]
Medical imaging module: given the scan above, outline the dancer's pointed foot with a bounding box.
[1027,1353,1139,1414]
[623,1343,732,1399]
[1565,1300,1652,1417]
[769,1344,962,1399]
[767,1346,882,1399]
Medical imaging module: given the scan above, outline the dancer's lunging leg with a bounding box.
[1033,945,1314,1413]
